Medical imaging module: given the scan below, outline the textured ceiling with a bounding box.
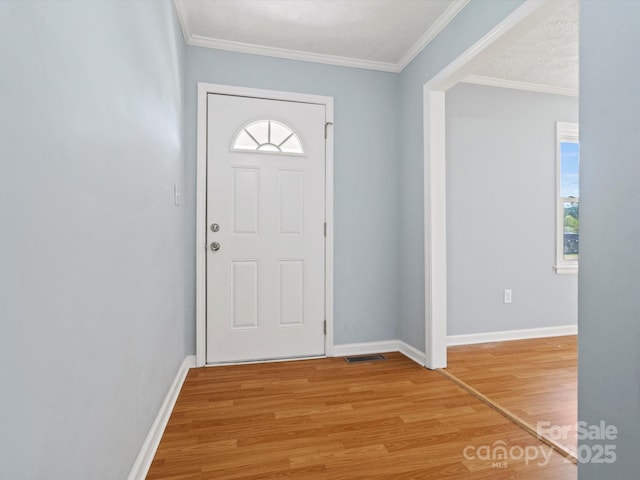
[176,0,579,91]
[469,1,579,92]
[176,0,468,70]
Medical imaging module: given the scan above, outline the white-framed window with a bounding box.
[231,119,304,155]
[555,122,579,274]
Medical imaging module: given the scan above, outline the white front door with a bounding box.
[206,94,326,363]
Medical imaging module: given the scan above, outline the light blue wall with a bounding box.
[397,0,525,350]
[9,0,634,475]
[579,1,640,477]
[185,47,400,346]
[446,83,578,335]
[0,1,187,478]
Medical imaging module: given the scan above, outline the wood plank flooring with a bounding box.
[446,336,578,456]
[148,352,576,479]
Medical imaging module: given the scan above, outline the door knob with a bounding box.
[210,242,220,251]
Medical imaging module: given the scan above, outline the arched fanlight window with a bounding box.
[232,120,304,154]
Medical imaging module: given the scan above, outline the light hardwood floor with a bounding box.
[446,336,578,456]
[148,351,576,479]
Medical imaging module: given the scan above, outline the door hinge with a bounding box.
[324,121,333,139]
[324,222,327,237]
[324,320,327,335]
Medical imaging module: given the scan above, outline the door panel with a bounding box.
[231,167,260,235]
[278,260,305,326]
[206,94,326,363]
[279,170,304,235]
[231,260,259,329]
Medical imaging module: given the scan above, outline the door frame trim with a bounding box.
[422,0,565,368]
[195,83,335,367]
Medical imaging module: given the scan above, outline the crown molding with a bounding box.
[397,0,471,71]
[174,0,470,73]
[174,0,192,45]
[187,34,400,72]
[461,74,579,97]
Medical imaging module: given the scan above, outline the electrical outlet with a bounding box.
[504,289,512,304]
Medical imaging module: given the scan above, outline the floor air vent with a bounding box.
[344,354,387,363]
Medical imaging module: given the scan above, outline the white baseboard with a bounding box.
[332,340,399,357]
[398,341,426,366]
[332,340,426,367]
[447,325,578,346]
[128,355,196,480]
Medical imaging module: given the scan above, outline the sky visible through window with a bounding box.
[561,141,579,261]
[561,142,579,198]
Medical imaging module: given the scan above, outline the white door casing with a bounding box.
[422,0,561,368]
[205,93,327,363]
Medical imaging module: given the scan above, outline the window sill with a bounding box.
[554,264,578,275]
